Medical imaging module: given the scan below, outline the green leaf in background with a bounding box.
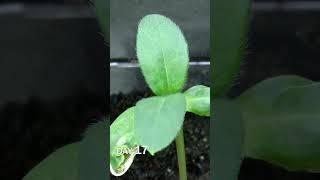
[23,121,109,180]
[135,93,186,155]
[93,0,109,43]
[110,107,138,175]
[136,14,189,96]
[184,85,210,117]
[237,75,313,111]
[23,143,80,180]
[212,98,244,180]
[238,77,320,172]
[211,0,251,98]
[78,121,108,180]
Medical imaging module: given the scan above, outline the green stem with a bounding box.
[175,128,187,180]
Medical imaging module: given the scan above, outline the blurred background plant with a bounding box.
[213,0,320,180]
[0,0,107,179]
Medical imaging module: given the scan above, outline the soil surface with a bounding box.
[110,90,210,180]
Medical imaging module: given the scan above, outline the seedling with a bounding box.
[110,14,210,179]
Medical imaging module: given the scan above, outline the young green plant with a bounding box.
[110,14,210,179]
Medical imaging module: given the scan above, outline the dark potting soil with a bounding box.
[110,90,210,180]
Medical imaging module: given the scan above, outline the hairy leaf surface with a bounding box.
[137,14,189,96]
[184,85,210,117]
[135,93,186,154]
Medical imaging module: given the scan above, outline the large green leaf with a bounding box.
[212,0,251,98]
[135,93,186,155]
[110,107,138,175]
[237,76,320,172]
[23,143,80,180]
[212,98,244,180]
[136,14,189,96]
[184,85,210,117]
[79,121,108,180]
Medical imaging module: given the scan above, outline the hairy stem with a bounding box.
[175,128,187,180]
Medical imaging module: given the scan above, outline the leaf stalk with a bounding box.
[175,128,187,180]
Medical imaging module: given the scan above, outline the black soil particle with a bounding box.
[110,90,210,180]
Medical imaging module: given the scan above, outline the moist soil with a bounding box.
[110,90,210,180]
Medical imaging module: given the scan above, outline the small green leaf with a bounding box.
[110,107,138,175]
[212,98,244,180]
[136,14,189,96]
[135,93,186,154]
[237,76,320,172]
[184,85,210,117]
[23,143,80,180]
